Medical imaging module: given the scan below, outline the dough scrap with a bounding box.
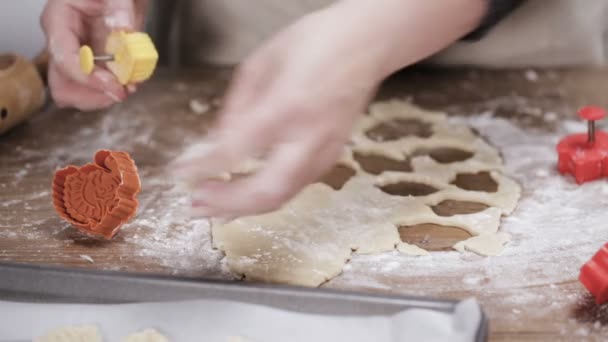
[453,232,511,256]
[35,325,102,342]
[397,242,430,256]
[189,99,211,115]
[123,328,169,342]
[212,100,521,286]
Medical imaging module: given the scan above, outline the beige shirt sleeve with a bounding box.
[169,0,608,68]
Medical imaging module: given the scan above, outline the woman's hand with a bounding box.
[174,0,486,218]
[41,0,148,110]
[174,6,383,218]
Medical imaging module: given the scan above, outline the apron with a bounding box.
[153,0,608,67]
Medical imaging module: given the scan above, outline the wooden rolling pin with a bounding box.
[0,51,46,136]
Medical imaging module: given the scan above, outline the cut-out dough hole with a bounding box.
[353,152,412,175]
[0,108,7,120]
[0,54,15,70]
[431,200,489,216]
[451,172,498,192]
[414,147,474,164]
[319,164,356,190]
[365,119,432,142]
[399,223,473,251]
[378,181,438,197]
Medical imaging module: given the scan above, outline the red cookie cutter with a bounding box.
[580,243,608,304]
[557,106,608,184]
[52,150,141,239]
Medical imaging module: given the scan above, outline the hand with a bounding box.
[41,0,148,111]
[173,6,384,218]
[173,0,486,218]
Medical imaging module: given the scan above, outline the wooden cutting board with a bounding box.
[2,66,608,341]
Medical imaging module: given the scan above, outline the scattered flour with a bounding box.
[3,94,608,337]
[0,99,231,278]
[14,169,28,182]
[563,120,587,134]
[524,69,539,82]
[5,107,604,292]
[380,261,401,273]
[544,111,558,122]
[189,99,211,115]
[79,255,95,264]
[462,275,483,285]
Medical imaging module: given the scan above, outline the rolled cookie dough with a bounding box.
[212,100,521,287]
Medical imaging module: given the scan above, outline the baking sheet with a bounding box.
[0,264,488,341]
[0,298,480,342]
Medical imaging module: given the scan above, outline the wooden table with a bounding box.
[2,66,608,341]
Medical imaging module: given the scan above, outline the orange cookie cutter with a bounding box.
[52,150,141,239]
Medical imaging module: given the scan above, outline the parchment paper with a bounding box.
[0,298,481,341]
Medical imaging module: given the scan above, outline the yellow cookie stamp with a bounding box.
[79,31,158,85]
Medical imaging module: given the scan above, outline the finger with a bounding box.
[190,143,311,218]
[127,84,138,94]
[104,0,137,30]
[92,69,127,100]
[42,2,89,84]
[172,111,280,181]
[218,34,287,122]
[49,67,117,110]
[42,2,125,98]
[190,139,342,218]
[64,0,105,14]
[220,59,274,117]
[186,63,277,164]
[53,85,117,111]
[171,127,270,182]
[173,46,284,190]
